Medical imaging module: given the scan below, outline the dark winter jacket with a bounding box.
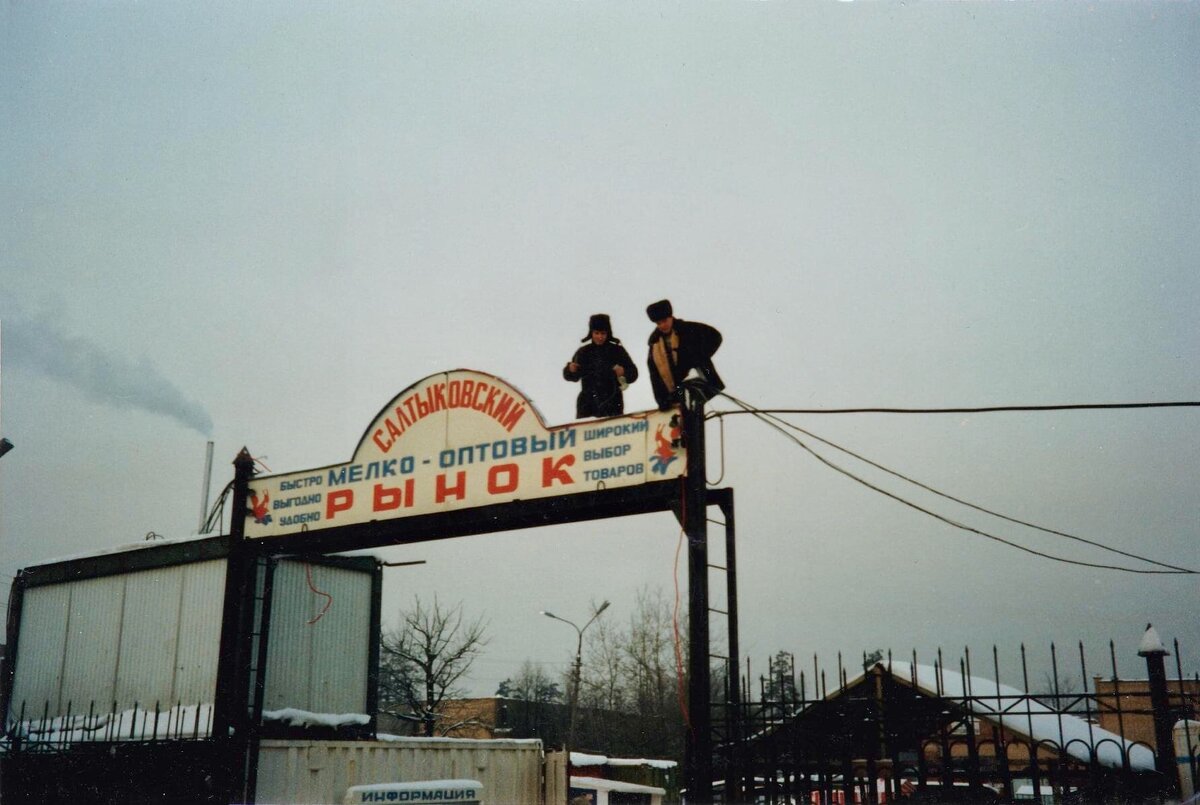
[563,340,639,418]
[646,318,724,410]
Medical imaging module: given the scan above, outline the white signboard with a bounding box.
[245,370,686,539]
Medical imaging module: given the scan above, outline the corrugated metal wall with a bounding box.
[263,560,372,716]
[255,739,545,805]
[8,583,70,714]
[8,560,227,720]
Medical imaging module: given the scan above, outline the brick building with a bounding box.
[1091,675,1200,748]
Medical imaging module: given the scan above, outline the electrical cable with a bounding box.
[722,393,1197,575]
[201,481,233,535]
[672,475,693,733]
[672,525,691,732]
[304,562,334,625]
[718,392,1198,575]
[707,401,1200,418]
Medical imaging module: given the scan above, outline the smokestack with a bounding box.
[198,440,214,532]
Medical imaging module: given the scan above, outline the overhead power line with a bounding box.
[708,401,1200,417]
[716,391,1198,576]
[745,405,1193,574]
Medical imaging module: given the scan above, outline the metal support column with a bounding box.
[212,447,259,804]
[1140,629,1179,798]
[682,390,712,803]
[715,489,742,803]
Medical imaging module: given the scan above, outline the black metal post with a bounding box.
[212,448,257,804]
[719,491,742,803]
[682,390,712,803]
[1140,627,1179,797]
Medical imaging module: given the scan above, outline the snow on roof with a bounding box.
[606,758,678,770]
[878,661,1156,772]
[569,752,677,769]
[571,776,666,796]
[262,708,369,729]
[375,734,542,747]
[13,703,214,743]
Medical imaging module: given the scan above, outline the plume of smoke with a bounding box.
[2,310,214,437]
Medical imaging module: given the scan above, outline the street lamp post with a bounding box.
[541,601,610,772]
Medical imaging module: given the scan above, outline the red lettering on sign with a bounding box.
[372,429,392,453]
[487,463,519,494]
[394,405,411,430]
[501,403,526,432]
[429,383,447,413]
[482,385,500,416]
[436,471,467,503]
[373,481,414,511]
[541,455,576,487]
[326,489,354,519]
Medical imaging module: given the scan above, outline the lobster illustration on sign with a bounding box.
[250,490,273,525]
[650,414,682,475]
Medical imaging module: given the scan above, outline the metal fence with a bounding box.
[1,700,221,804]
[3,700,214,748]
[713,640,1199,804]
[4,640,1198,804]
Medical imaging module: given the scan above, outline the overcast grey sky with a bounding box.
[2,1,1198,696]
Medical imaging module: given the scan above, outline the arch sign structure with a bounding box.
[221,370,724,803]
[244,370,686,542]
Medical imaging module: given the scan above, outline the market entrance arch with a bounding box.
[218,370,738,803]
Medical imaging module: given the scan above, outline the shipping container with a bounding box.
[256,738,544,805]
[3,537,230,726]
[2,537,379,734]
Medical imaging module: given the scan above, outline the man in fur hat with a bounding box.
[645,299,724,410]
[563,313,639,418]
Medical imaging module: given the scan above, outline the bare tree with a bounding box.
[379,595,489,736]
[498,659,562,703]
[1036,670,1090,713]
[624,586,686,759]
[578,617,627,713]
[569,586,686,760]
[757,650,799,723]
[624,587,678,721]
[862,648,886,671]
[496,660,566,743]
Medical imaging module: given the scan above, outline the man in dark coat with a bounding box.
[645,299,724,410]
[563,314,639,418]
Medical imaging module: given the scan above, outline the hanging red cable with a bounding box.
[672,475,692,734]
[305,562,333,625]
